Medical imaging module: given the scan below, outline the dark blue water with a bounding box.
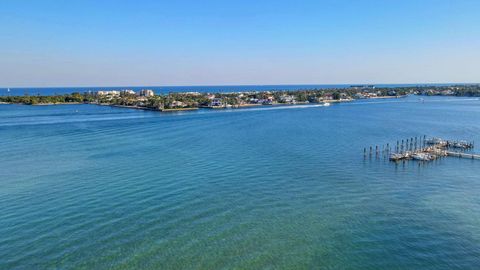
[1,96,480,269]
[0,83,465,96]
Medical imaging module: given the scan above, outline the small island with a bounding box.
[1,84,479,112]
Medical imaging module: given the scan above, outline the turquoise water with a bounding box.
[1,96,480,269]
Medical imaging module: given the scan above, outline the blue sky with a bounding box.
[1,0,479,87]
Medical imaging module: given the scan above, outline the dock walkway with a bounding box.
[446,151,480,160]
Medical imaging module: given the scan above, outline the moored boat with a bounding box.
[411,153,432,161]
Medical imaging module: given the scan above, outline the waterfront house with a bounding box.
[354,93,367,99]
[322,93,334,101]
[171,101,186,108]
[262,99,273,105]
[210,98,224,107]
[258,97,274,105]
[280,95,296,104]
[249,98,259,104]
[441,90,454,96]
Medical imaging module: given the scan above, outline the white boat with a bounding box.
[411,153,431,161]
[323,102,331,106]
[389,153,404,161]
[450,141,472,149]
[426,137,446,145]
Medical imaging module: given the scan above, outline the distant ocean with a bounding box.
[0,83,468,96]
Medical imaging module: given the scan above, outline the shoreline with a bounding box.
[100,97,396,112]
[0,95,408,111]
[33,102,83,106]
[108,104,199,112]
[0,102,85,106]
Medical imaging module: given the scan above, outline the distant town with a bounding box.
[1,84,479,111]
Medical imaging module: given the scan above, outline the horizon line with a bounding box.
[1,82,479,89]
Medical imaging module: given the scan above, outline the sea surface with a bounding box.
[1,95,480,269]
[0,83,467,96]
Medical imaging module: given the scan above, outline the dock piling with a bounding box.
[367,136,478,163]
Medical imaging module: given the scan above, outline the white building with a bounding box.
[280,95,296,104]
[171,101,186,107]
[210,98,223,107]
[139,89,155,97]
[121,89,136,95]
[97,90,120,96]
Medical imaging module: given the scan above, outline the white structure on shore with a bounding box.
[97,90,120,96]
[121,90,136,95]
[210,98,224,107]
[139,89,155,97]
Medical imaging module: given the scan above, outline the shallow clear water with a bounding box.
[1,96,480,269]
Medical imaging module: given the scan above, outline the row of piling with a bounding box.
[364,135,429,157]
[364,136,477,162]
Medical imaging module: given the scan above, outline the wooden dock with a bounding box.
[446,151,480,160]
[364,136,478,162]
